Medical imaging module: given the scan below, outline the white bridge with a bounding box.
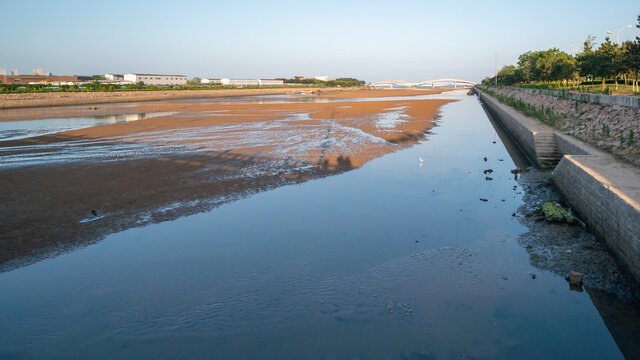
[370,78,477,88]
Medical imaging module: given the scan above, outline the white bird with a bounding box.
[419,157,424,163]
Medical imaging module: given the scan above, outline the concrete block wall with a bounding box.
[555,133,593,156]
[478,91,561,169]
[551,157,640,277]
[478,92,538,165]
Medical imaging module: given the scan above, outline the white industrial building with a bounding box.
[258,79,284,86]
[123,73,187,86]
[104,74,124,81]
[202,78,284,87]
[222,79,258,86]
[201,78,223,85]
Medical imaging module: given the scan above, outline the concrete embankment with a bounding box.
[477,89,640,278]
[0,88,322,109]
[479,86,640,167]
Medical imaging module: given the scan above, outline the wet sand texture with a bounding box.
[0,90,454,271]
[0,87,460,110]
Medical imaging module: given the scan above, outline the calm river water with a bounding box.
[0,92,638,359]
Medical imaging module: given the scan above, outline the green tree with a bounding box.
[516,51,539,82]
[520,48,576,85]
[576,35,598,84]
[595,38,623,90]
[496,65,519,85]
[623,40,640,92]
[551,52,577,85]
[188,77,201,85]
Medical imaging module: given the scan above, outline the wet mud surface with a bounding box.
[515,170,640,301]
[0,90,453,272]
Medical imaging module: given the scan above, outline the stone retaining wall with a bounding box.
[508,87,640,109]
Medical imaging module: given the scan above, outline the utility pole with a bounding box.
[495,50,498,85]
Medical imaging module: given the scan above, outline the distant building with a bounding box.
[219,78,257,86]
[11,69,18,75]
[214,78,284,87]
[123,73,187,86]
[294,75,334,82]
[104,74,124,81]
[0,75,80,85]
[30,68,45,76]
[201,78,223,85]
[258,79,284,86]
[0,69,6,76]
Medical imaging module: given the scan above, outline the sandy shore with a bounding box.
[0,87,323,110]
[0,89,457,271]
[0,87,459,110]
[317,87,468,98]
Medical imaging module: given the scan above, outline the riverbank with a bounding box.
[0,88,321,110]
[477,88,640,279]
[0,87,453,110]
[480,85,640,167]
[0,91,455,271]
[3,89,638,359]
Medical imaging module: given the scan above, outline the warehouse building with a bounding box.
[0,75,80,85]
[104,74,124,81]
[123,73,187,86]
[202,78,284,86]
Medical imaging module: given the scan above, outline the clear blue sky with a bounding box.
[1,0,638,82]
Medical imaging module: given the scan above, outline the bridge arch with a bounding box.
[370,78,477,88]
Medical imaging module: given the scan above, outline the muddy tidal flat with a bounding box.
[0,88,453,271]
[1,88,639,359]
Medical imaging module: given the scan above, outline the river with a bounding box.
[0,91,638,359]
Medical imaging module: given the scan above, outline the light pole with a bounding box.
[569,43,579,55]
[607,25,633,45]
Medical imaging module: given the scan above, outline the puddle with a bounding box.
[376,107,409,129]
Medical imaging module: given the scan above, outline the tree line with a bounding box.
[286,77,365,87]
[483,15,640,92]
